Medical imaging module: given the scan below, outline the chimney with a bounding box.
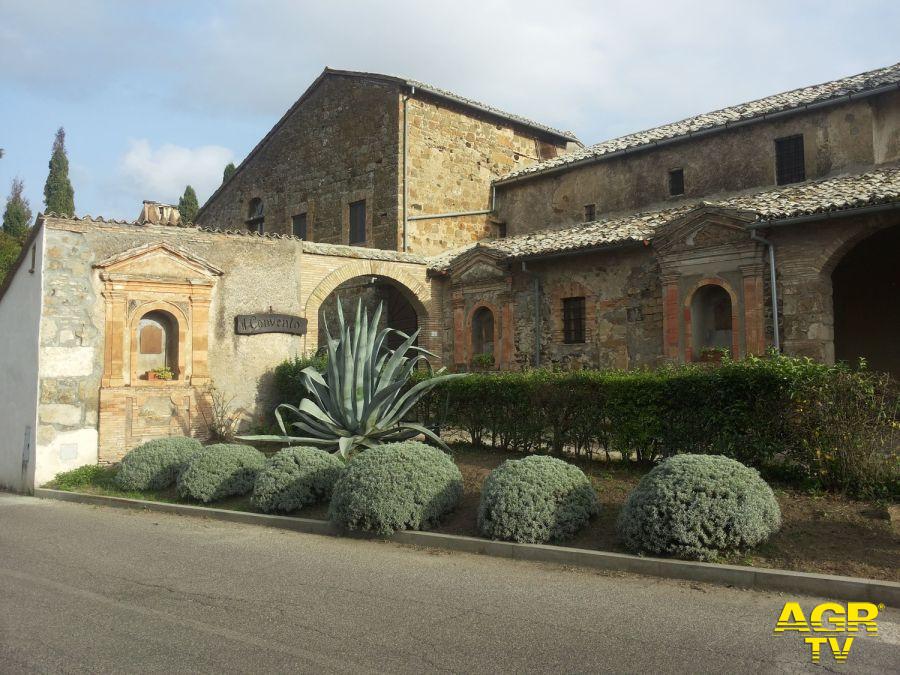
[137,201,182,226]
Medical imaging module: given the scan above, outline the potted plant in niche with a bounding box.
[147,366,175,381]
[698,347,729,364]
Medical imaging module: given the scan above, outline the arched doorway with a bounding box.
[318,275,419,351]
[690,284,733,357]
[832,224,900,377]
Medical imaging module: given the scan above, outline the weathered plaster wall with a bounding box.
[403,93,568,254]
[496,96,894,235]
[0,227,43,491]
[197,76,402,249]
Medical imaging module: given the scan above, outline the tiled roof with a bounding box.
[429,167,900,269]
[498,62,900,183]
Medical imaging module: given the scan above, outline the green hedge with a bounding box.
[115,437,202,491]
[251,446,344,514]
[411,356,899,499]
[177,444,266,503]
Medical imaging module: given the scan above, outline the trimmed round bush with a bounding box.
[329,441,463,535]
[478,455,600,543]
[115,436,202,491]
[617,454,782,561]
[176,444,266,503]
[251,446,345,514]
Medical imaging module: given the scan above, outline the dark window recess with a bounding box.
[292,213,308,239]
[246,198,264,234]
[775,135,805,185]
[583,203,596,221]
[668,168,685,196]
[562,296,587,344]
[497,222,507,238]
[349,200,366,245]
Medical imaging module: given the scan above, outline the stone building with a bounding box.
[1,62,898,491]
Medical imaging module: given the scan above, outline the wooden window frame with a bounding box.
[775,135,805,186]
[562,296,587,344]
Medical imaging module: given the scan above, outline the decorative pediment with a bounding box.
[448,247,508,285]
[653,206,757,255]
[94,243,223,280]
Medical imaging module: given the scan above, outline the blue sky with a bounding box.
[1,0,898,221]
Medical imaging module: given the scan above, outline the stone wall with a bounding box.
[31,217,439,466]
[196,75,402,249]
[496,95,899,236]
[403,93,568,254]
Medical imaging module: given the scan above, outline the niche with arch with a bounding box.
[133,308,182,381]
[471,306,495,363]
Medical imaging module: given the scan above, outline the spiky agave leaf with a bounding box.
[239,299,465,459]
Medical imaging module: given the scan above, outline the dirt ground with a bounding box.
[435,446,899,582]
[51,446,898,581]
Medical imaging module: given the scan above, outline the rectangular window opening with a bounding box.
[583,203,596,222]
[775,135,805,185]
[292,213,308,240]
[563,296,587,344]
[668,168,685,196]
[349,200,366,245]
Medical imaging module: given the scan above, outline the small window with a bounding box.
[562,297,586,344]
[246,198,265,234]
[775,135,805,185]
[292,213,308,239]
[583,203,596,221]
[349,200,366,245]
[497,222,507,238]
[668,168,685,196]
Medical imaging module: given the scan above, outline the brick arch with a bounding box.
[303,258,434,354]
[817,220,897,278]
[683,277,740,361]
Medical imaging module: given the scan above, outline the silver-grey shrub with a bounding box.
[328,441,462,535]
[251,446,345,514]
[478,455,600,544]
[115,436,202,491]
[617,454,781,561]
[176,444,266,503]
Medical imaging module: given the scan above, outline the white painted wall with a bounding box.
[0,227,44,492]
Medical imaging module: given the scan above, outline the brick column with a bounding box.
[452,293,466,369]
[661,272,681,362]
[101,286,127,387]
[740,264,766,356]
[189,294,211,385]
[500,300,515,369]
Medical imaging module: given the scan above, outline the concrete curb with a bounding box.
[34,488,899,605]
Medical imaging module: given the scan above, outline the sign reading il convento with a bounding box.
[235,313,308,336]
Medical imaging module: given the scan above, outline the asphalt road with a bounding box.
[0,494,897,674]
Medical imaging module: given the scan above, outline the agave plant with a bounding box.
[241,300,463,459]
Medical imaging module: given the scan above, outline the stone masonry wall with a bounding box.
[403,93,569,254]
[497,96,893,236]
[196,75,401,249]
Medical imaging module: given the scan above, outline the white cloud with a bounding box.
[117,139,234,207]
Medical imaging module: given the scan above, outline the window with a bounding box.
[562,297,586,344]
[349,200,366,245]
[583,203,596,221]
[668,168,685,196]
[292,213,308,240]
[775,135,805,185]
[497,222,507,238]
[246,198,264,234]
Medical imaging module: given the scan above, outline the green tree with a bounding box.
[3,178,32,239]
[222,162,236,183]
[0,232,23,286]
[43,127,75,216]
[177,185,199,224]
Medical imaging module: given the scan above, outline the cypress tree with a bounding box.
[223,162,237,183]
[3,178,33,239]
[178,185,199,224]
[0,232,22,286]
[43,127,75,216]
